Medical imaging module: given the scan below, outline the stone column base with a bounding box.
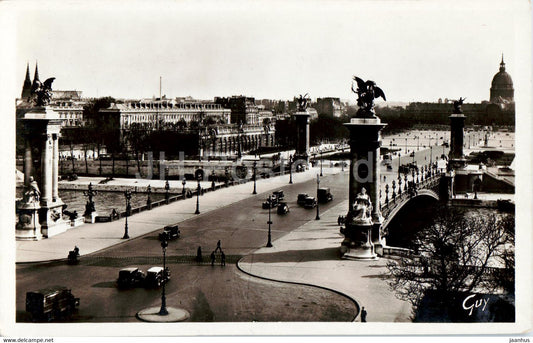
[42,219,71,238]
[340,224,377,260]
[16,204,43,241]
[84,212,98,224]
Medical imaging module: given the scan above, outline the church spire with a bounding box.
[500,54,506,72]
[21,62,32,99]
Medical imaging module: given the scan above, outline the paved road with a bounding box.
[16,172,355,322]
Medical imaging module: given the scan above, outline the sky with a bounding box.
[7,0,530,103]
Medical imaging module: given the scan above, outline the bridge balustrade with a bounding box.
[380,170,442,220]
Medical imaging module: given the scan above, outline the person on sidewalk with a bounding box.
[220,251,226,266]
[210,251,215,266]
[215,240,222,253]
[361,307,367,322]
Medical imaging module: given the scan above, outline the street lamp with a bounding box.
[237,121,243,159]
[398,153,401,177]
[405,138,408,155]
[158,232,169,316]
[146,184,152,209]
[315,174,320,220]
[164,167,170,204]
[320,151,323,177]
[266,195,273,247]
[182,178,186,197]
[251,161,257,194]
[194,175,201,215]
[122,189,132,239]
[289,154,293,184]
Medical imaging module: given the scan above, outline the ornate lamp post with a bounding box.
[320,150,323,177]
[146,184,152,209]
[252,161,257,194]
[266,195,273,247]
[194,175,201,215]
[315,174,320,220]
[164,167,170,204]
[158,232,169,315]
[123,189,132,239]
[211,170,216,191]
[237,121,243,159]
[398,152,401,177]
[288,154,293,184]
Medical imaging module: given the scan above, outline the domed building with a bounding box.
[490,55,514,104]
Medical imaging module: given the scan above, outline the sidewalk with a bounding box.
[16,166,337,263]
[237,200,412,322]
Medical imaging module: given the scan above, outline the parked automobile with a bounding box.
[98,154,112,160]
[159,225,180,241]
[272,190,285,201]
[26,286,79,322]
[145,266,170,287]
[297,193,309,206]
[262,195,279,209]
[317,188,333,203]
[303,196,317,209]
[277,202,290,215]
[117,267,146,288]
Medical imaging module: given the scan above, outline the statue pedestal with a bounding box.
[16,202,42,241]
[72,217,85,227]
[342,116,386,259]
[340,221,377,260]
[40,200,69,238]
[84,211,98,224]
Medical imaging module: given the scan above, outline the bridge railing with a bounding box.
[380,163,442,219]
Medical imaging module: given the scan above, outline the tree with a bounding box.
[387,206,514,314]
[125,122,150,176]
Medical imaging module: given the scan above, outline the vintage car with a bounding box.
[117,267,146,288]
[317,187,333,203]
[145,266,170,287]
[297,193,309,206]
[159,224,180,241]
[303,196,317,209]
[277,202,290,215]
[262,195,279,209]
[26,286,79,322]
[272,190,285,201]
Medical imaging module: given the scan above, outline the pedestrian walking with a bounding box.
[215,240,222,253]
[210,251,215,266]
[221,251,226,266]
[361,307,367,322]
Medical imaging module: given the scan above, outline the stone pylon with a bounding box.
[341,116,386,259]
[449,110,467,171]
[16,106,68,240]
[293,110,310,168]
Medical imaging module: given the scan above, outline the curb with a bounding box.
[236,255,361,322]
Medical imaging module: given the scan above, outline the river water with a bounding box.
[16,189,166,216]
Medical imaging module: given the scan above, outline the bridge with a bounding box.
[378,163,444,231]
